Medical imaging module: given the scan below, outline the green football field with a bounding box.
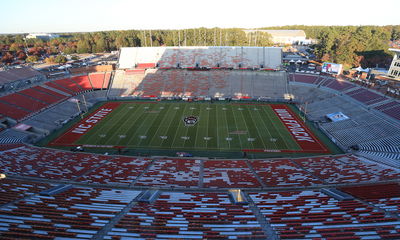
[70,101,304,152]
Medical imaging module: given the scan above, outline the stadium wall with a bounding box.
[118,46,282,69]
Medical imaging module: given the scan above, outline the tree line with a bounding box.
[261,25,400,68]
[0,25,399,68]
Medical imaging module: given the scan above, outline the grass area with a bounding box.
[74,102,300,151]
[44,101,343,158]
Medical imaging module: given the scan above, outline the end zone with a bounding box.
[271,104,329,153]
[49,102,121,146]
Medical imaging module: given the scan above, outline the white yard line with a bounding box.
[238,106,255,149]
[254,106,278,149]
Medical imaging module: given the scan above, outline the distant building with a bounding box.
[26,33,60,40]
[243,30,307,45]
[388,48,400,80]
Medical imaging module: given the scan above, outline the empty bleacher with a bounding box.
[18,87,62,105]
[0,145,109,180]
[250,159,324,187]
[45,81,74,95]
[290,73,325,85]
[375,101,400,121]
[106,192,266,239]
[0,179,399,239]
[0,178,53,206]
[43,75,107,97]
[35,99,80,119]
[20,89,107,132]
[293,155,400,184]
[2,145,399,188]
[0,87,70,122]
[77,156,151,185]
[24,109,73,131]
[203,160,261,188]
[328,121,400,147]
[119,46,282,69]
[0,186,141,239]
[341,183,400,213]
[103,72,111,89]
[88,73,106,89]
[346,88,388,106]
[321,77,356,92]
[0,142,399,239]
[52,78,83,94]
[167,70,183,97]
[0,93,47,112]
[83,89,108,102]
[34,85,69,99]
[0,129,31,144]
[357,151,400,168]
[291,83,400,149]
[293,81,400,153]
[375,101,399,111]
[136,63,156,69]
[109,69,288,99]
[0,101,30,121]
[358,135,400,154]
[72,75,93,91]
[0,71,110,123]
[250,190,400,239]
[107,70,130,97]
[0,143,24,151]
[289,84,336,104]
[134,158,201,188]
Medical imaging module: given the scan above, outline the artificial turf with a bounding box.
[70,101,306,152]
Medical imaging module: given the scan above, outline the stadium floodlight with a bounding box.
[0,173,6,179]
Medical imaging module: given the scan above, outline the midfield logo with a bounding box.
[183,116,199,126]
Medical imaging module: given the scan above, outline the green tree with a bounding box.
[55,55,67,64]
[1,52,14,63]
[63,46,76,54]
[115,35,129,48]
[45,56,55,64]
[9,43,21,52]
[76,39,91,53]
[94,37,107,52]
[47,47,58,55]
[26,55,39,63]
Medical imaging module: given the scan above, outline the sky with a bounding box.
[1,0,399,33]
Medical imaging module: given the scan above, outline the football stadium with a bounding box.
[1,2,400,237]
[0,44,400,239]
[43,47,339,159]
